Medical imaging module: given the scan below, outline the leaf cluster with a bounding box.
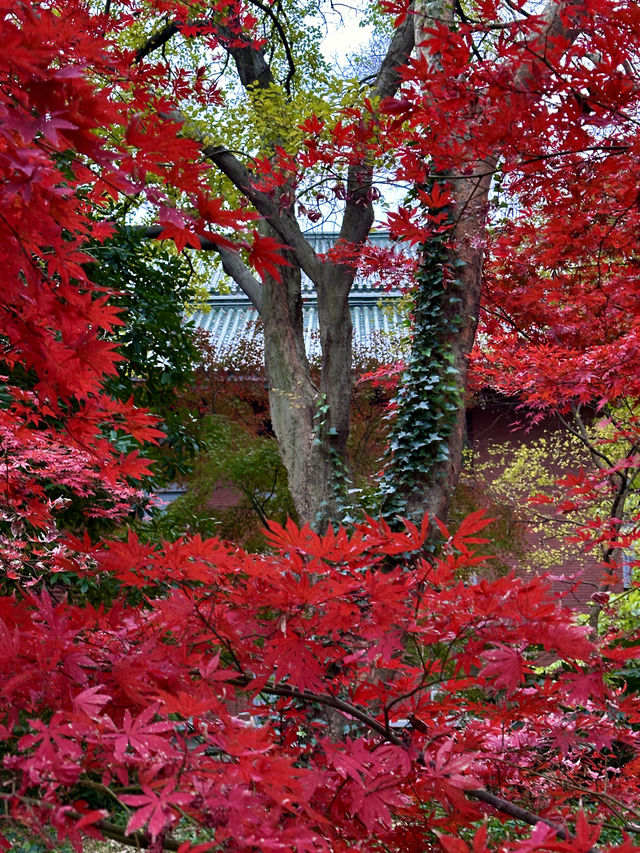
[86,227,203,485]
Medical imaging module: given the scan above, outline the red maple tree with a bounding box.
[2,0,640,850]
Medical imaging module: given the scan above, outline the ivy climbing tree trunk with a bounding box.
[381,0,588,527]
[380,173,491,525]
[380,0,491,526]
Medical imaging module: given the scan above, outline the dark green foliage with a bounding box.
[379,198,464,520]
[86,226,201,485]
[1,830,53,852]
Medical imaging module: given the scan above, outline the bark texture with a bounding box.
[260,243,329,526]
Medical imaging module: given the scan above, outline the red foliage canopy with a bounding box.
[5,513,640,852]
[1,0,640,850]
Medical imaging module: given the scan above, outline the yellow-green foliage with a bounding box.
[107,0,397,284]
[448,449,525,577]
[184,251,233,301]
[491,431,588,570]
[609,579,640,634]
[119,0,364,158]
[462,424,591,572]
[462,404,640,573]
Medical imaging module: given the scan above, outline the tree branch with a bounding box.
[198,142,324,282]
[260,683,397,741]
[245,0,296,93]
[217,244,263,312]
[217,21,275,89]
[468,789,600,852]
[14,796,184,852]
[241,677,602,849]
[94,817,182,851]
[372,8,416,102]
[139,225,263,311]
[339,9,416,248]
[135,20,180,63]
[134,6,295,93]
[134,15,274,91]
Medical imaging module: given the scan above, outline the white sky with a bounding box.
[320,6,373,65]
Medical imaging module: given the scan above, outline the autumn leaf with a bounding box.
[248,233,292,283]
[479,643,525,692]
[121,783,194,839]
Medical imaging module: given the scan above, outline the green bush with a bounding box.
[152,416,297,550]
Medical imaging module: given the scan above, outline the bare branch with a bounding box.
[232,676,602,849]
[468,789,600,852]
[372,7,416,101]
[139,225,263,312]
[245,0,296,93]
[216,244,263,312]
[135,20,180,63]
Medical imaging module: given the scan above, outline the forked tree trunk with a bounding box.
[261,236,356,529]
[201,20,412,530]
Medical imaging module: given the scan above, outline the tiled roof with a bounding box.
[189,231,408,358]
[189,295,406,357]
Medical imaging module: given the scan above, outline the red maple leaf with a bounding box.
[248,233,292,283]
[479,643,525,692]
[121,783,194,839]
[105,705,175,763]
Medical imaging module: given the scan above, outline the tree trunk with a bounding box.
[262,253,363,528]
[317,270,353,466]
[262,237,355,529]
[138,9,413,528]
[381,0,584,528]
